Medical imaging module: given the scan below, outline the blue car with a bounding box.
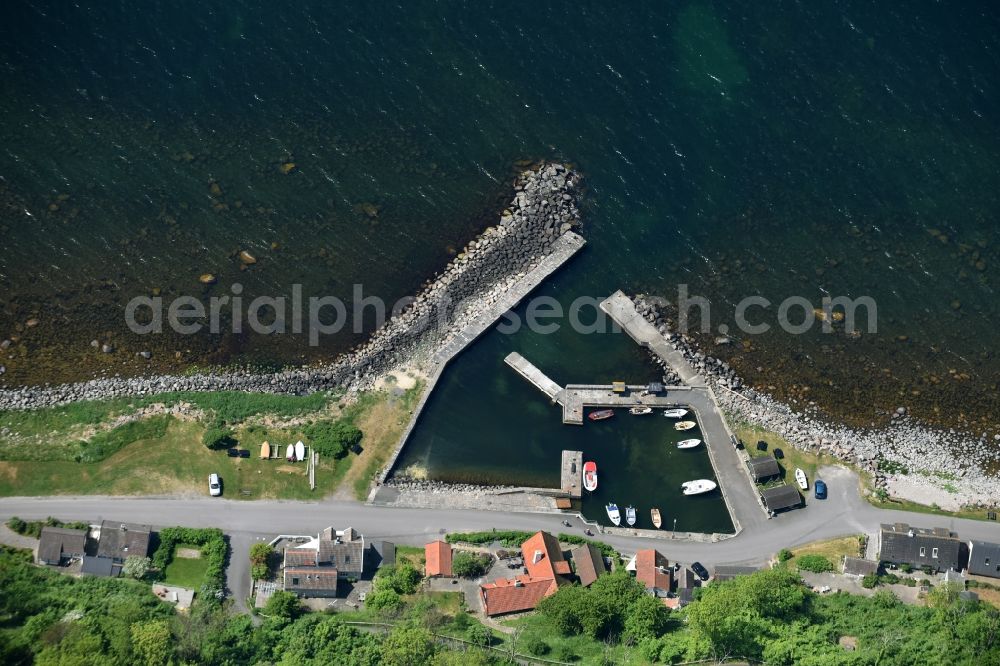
[814,479,828,499]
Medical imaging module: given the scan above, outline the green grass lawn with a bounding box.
[781,535,863,570]
[162,546,209,589]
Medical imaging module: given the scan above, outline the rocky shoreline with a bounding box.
[0,163,582,411]
[632,295,1000,511]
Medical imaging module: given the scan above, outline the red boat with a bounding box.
[583,461,598,492]
[588,409,614,421]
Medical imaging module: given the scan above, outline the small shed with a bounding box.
[761,485,802,512]
[612,381,626,393]
[747,456,781,481]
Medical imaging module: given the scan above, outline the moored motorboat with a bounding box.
[681,479,718,495]
[651,508,662,529]
[629,406,653,415]
[663,408,688,418]
[674,420,697,431]
[677,438,702,449]
[606,503,621,526]
[583,461,598,492]
[795,468,808,490]
[625,505,637,526]
[589,409,615,421]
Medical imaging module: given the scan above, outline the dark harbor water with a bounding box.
[3,2,1000,463]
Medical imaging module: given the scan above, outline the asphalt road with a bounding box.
[4,466,997,606]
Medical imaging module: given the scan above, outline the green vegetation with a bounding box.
[5,516,89,538]
[152,528,226,596]
[777,548,794,562]
[135,390,336,425]
[795,554,834,573]
[451,551,493,578]
[249,543,274,581]
[201,425,235,450]
[123,556,152,580]
[302,420,362,458]
[446,530,534,548]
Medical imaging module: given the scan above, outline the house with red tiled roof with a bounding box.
[628,549,672,597]
[480,575,559,616]
[522,531,571,580]
[479,531,571,617]
[425,540,453,577]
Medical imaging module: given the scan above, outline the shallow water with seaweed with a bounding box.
[2,2,999,449]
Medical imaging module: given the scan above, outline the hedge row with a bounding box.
[153,527,227,596]
[6,516,90,538]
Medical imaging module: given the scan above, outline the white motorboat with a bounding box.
[663,408,688,419]
[677,438,702,449]
[795,468,808,490]
[606,503,621,526]
[583,461,598,492]
[681,479,718,495]
[629,406,653,415]
[625,505,637,526]
[674,420,697,431]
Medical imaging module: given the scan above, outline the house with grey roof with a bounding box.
[842,557,880,577]
[37,526,87,567]
[967,540,1000,579]
[282,526,365,598]
[761,485,802,513]
[747,456,781,482]
[877,523,963,573]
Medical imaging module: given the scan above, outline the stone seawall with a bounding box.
[0,163,583,410]
[631,294,1000,510]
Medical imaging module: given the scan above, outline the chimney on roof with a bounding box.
[514,579,524,587]
[533,550,544,565]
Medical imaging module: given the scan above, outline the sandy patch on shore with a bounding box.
[373,370,421,391]
[884,474,970,511]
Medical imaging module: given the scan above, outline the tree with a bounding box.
[202,426,235,450]
[122,556,151,580]
[303,420,363,458]
[466,624,492,648]
[777,549,793,563]
[624,593,670,642]
[375,562,422,595]
[264,591,302,620]
[382,625,435,665]
[861,573,880,589]
[130,620,172,666]
[451,551,492,578]
[365,587,403,613]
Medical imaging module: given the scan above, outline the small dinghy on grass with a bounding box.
[663,408,688,418]
[295,440,306,461]
[651,508,662,528]
[681,479,718,495]
[625,505,637,526]
[795,468,809,490]
[606,503,621,526]
[629,406,653,415]
[677,439,702,449]
[674,420,697,431]
[583,461,598,492]
[286,443,295,461]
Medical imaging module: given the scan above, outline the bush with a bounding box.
[466,624,492,648]
[778,548,794,563]
[264,591,302,620]
[366,587,402,613]
[862,573,880,589]
[152,527,227,596]
[373,562,422,595]
[900,563,913,573]
[122,556,152,580]
[522,636,550,656]
[6,516,89,538]
[249,543,273,580]
[452,551,493,578]
[202,426,235,450]
[796,555,833,573]
[302,420,362,458]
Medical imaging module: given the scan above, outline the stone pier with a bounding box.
[561,450,583,498]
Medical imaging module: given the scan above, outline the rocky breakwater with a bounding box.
[0,163,582,410]
[632,294,1000,511]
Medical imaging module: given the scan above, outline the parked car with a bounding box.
[690,561,710,581]
[209,473,222,496]
[814,479,828,500]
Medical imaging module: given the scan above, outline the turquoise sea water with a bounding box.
[2,2,999,450]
